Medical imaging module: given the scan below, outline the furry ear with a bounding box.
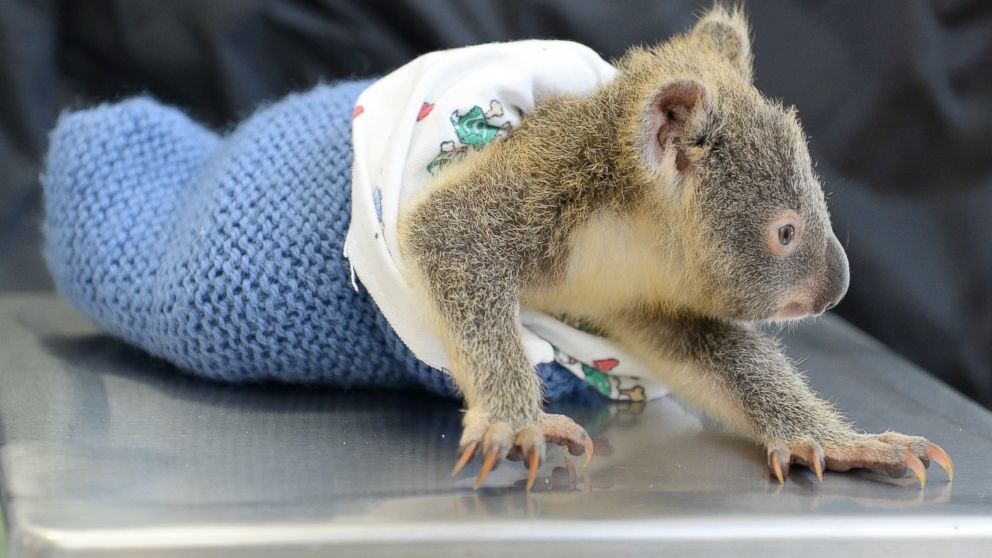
[692,5,753,81]
[643,79,711,177]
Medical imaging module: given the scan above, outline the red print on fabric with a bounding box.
[416,102,435,121]
[592,358,619,372]
[353,105,365,119]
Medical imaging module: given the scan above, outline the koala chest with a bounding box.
[524,211,690,318]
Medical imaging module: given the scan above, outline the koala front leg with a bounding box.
[400,193,593,490]
[431,293,592,489]
[610,312,953,486]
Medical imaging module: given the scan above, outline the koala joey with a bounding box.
[397,5,952,490]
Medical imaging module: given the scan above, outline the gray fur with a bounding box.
[398,5,946,477]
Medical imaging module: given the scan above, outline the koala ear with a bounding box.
[691,5,753,81]
[642,79,711,176]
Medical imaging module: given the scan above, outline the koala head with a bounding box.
[624,6,849,322]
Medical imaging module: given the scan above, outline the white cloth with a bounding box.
[344,40,669,401]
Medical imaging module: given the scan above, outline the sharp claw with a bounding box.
[904,450,927,489]
[451,441,479,478]
[770,451,785,484]
[808,446,824,482]
[526,447,540,491]
[926,442,954,481]
[474,448,500,489]
[583,436,595,468]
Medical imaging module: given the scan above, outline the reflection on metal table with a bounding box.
[0,294,990,557]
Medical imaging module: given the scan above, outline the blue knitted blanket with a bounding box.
[42,81,595,401]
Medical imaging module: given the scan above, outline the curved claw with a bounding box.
[904,450,927,489]
[926,442,954,481]
[768,449,789,484]
[807,445,824,482]
[451,441,478,478]
[526,447,540,491]
[474,448,501,489]
[810,457,823,482]
[583,436,595,468]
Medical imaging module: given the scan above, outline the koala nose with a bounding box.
[820,234,850,312]
[812,299,835,315]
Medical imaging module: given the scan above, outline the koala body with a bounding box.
[398,6,951,489]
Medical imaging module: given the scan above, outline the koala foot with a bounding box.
[451,411,594,491]
[767,432,953,488]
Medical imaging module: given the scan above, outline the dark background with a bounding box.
[2,0,991,407]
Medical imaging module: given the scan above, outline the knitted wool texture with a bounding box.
[42,81,596,401]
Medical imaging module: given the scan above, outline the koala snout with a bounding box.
[772,234,850,320]
[815,234,850,314]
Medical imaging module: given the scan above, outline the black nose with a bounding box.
[823,234,850,309]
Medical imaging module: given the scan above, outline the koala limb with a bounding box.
[606,311,846,440]
[399,179,593,489]
[607,311,952,485]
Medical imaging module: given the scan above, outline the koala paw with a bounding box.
[452,411,594,491]
[767,432,953,488]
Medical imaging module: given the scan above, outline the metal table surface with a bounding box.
[0,294,990,557]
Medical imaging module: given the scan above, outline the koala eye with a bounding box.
[778,224,796,246]
[767,211,802,257]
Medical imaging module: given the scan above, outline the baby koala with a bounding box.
[397,6,952,489]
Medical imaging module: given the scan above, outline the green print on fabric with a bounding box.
[426,100,512,175]
[582,366,612,396]
[582,357,620,396]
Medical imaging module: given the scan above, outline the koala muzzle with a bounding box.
[816,234,850,313]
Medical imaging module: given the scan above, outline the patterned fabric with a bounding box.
[42,80,597,401]
[347,41,667,401]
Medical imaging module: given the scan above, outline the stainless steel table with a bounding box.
[1,294,990,557]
